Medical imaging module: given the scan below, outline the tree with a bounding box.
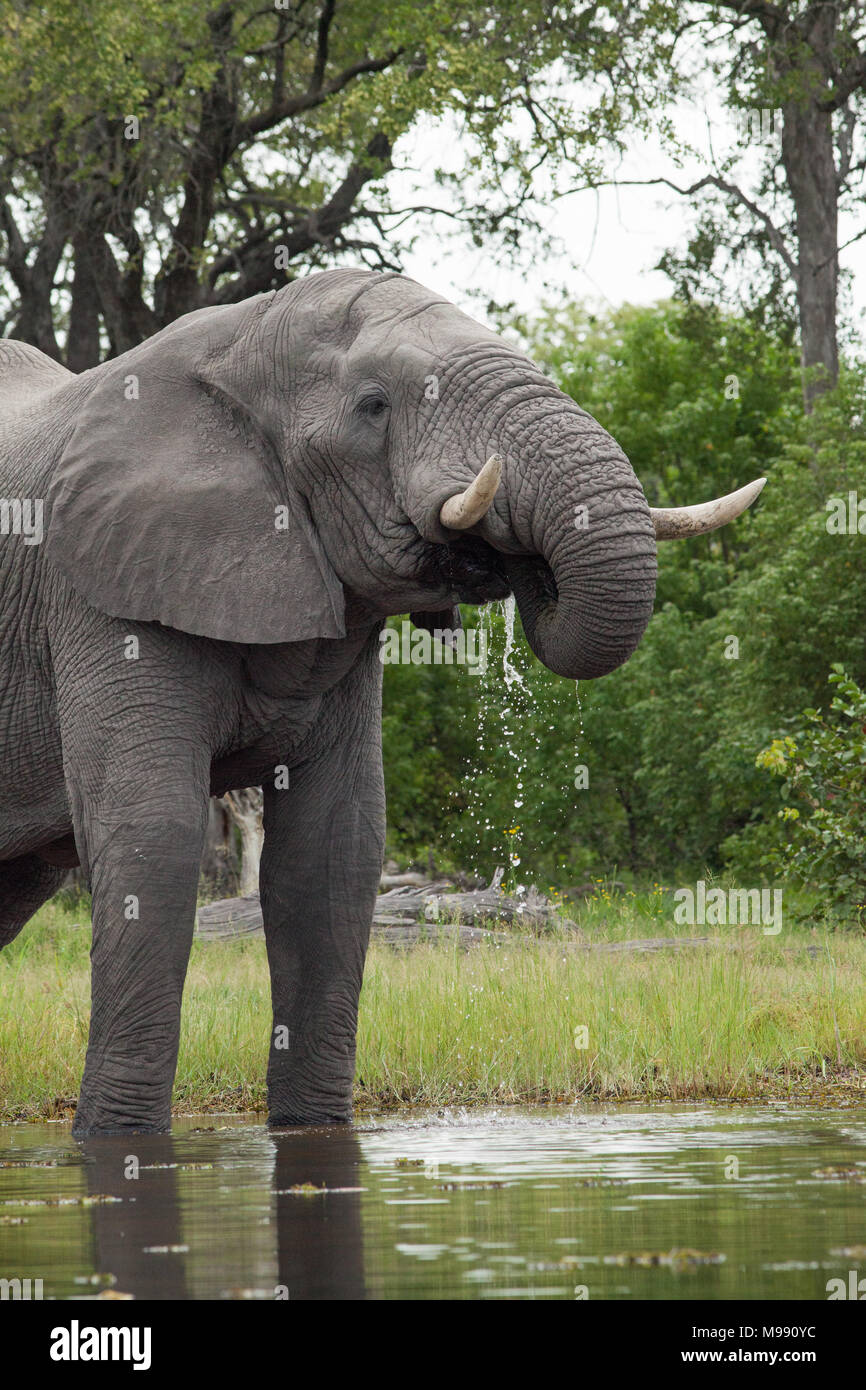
[0,0,410,361]
[606,3,866,408]
[0,0,672,366]
[221,788,264,896]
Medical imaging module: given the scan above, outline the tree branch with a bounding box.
[558,172,798,276]
[707,0,786,31]
[236,48,403,143]
[0,194,29,288]
[80,233,158,354]
[310,0,336,95]
[156,4,239,322]
[817,50,866,110]
[211,131,392,302]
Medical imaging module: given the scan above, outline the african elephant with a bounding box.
[0,269,764,1135]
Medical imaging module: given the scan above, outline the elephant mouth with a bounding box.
[502,552,559,603]
[435,536,513,604]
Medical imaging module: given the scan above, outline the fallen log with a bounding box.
[379,871,430,889]
[196,866,582,942]
[194,895,738,956]
[371,922,510,950]
[196,893,262,939]
[194,893,509,950]
[423,874,578,932]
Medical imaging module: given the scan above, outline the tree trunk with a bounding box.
[200,797,240,896]
[782,103,839,408]
[67,239,102,371]
[777,9,840,409]
[222,788,264,897]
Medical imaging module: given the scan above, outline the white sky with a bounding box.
[388,92,866,340]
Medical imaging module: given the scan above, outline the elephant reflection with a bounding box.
[79,1126,366,1299]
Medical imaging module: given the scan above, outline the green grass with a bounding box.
[1,888,865,1120]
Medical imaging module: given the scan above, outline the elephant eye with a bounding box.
[357,392,389,419]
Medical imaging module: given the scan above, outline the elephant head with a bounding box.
[45,268,764,676]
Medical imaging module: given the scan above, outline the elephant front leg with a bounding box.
[260,708,385,1127]
[71,788,209,1136]
[61,743,211,1138]
[50,614,227,1137]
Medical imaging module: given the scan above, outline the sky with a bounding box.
[387,92,866,337]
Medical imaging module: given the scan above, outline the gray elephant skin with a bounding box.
[0,268,762,1135]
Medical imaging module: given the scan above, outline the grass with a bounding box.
[1,887,865,1121]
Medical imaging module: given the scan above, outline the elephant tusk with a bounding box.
[650,476,767,540]
[439,454,503,530]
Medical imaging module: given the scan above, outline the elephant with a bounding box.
[0,268,764,1135]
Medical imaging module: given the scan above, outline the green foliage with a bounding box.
[381,616,478,864]
[756,668,866,922]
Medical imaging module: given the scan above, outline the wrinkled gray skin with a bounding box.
[0,269,656,1135]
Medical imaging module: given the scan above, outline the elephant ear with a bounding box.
[45,303,345,645]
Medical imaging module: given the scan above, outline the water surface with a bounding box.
[1,1103,864,1299]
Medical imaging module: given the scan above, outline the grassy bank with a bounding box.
[1,891,865,1121]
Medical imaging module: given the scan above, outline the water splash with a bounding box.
[501,594,525,691]
[497,596,536,875]
[574,679,584,777]
[452,604,493,869]
[450,601,583,886]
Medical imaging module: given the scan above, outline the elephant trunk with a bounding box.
[466,419,658,680]
[504,545,655,680]
[413,364,659,680]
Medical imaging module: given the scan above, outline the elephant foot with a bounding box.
[72,1119,172,1139]
[71,1101,173,1138]
[267,1074,354,1129]
[268,1109,352,1129]
[266,1026,357,1130]
[72,1061,175,1138]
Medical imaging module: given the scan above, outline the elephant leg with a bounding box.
[0,855,68,947]
[48,616,226,1136]
[66,759,210,1136]
[260,672,385,1126]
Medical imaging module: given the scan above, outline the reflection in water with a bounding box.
[1,1104,865,1300]
[75,1126,367,1300]
[271,1127,366,1300]
[80,1135,190,1300]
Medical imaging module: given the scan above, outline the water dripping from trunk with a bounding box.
[450,599,580,890]
[499,595,535,880]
